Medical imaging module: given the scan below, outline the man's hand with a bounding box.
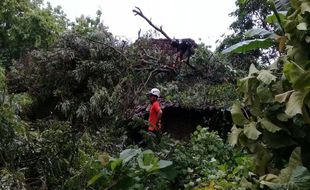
[156,120,161,129]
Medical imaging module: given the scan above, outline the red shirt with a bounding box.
[148,101,161,131]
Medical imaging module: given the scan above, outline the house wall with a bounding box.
[161,107,232,140]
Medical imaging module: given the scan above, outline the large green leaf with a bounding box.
[159,165,177,180]
[279,147,302,182]
[301,2,310,14]
[288,166,310,189]
[222,38,274,54]
[286,47,309,69]
[266,11,287,25]
[251,143,273,175]
[158,160,172,169]
[238,76,258,105]
[238,76,255,94]
[120,148,141,163]
[228,125,243,146]
[245,28,274,38]
[257,70,277,85]
[260,166,310,190]
[275,90,294,103]
[87,173,105,187]
[231,103,249,125]
[260,179,285,189]
[110,158,122,171]
[285,91,304,117]
[297,22,308,31]
[257,84,273,103]
[284,62,305,85]
[293,71,310,90]
[260,147,306,189]
[260,118,281,133]
[137,150,159,172]
[244,122,261,140]
[262,131,296,148]
[248,64,260,76]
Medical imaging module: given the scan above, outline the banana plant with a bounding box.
[222,0,289,54]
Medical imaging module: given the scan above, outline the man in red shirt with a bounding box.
[147,88,162,132]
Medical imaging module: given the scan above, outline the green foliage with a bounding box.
[71,10,105,35]
[222,0,287,54]
[0,0,66,66]
[170,127,254,189]
[159,82,238,109]
[0,65,101,189]
[183,43,238,83]
[217,0,278,71]
[88,148,176,190]
[13,30,130,125]
[222,38,275,54]
[0,1,264,189]
[86,127,255,190]
[0,66,30,189]
[228,0,310,188]
[260,147,310,189]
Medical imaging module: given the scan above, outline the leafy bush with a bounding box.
[0,66,99,189]
[86,127,254,190]
[170,127,254,189]
[87,148,176,190]
[0,66,31,189]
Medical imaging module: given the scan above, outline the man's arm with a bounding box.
[156,109,162,127]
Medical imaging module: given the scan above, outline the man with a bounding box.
[147,88,162,133]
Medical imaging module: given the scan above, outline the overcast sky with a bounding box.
[46,0,237,49]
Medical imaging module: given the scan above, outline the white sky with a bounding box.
[46,0,237,50]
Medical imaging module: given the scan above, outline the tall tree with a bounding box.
[0,0,67,67]
[216,0,278,72]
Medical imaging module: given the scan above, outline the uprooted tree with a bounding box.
[133,7,198,70]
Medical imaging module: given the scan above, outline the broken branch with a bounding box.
[133,7,171,41]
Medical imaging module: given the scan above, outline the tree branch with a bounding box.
[80,35,129,61]
[133,7,171,40]
[183,60,197,70]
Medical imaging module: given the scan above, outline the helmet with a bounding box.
[148,88,160,97]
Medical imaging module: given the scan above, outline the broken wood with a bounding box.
[133,7,171,41]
